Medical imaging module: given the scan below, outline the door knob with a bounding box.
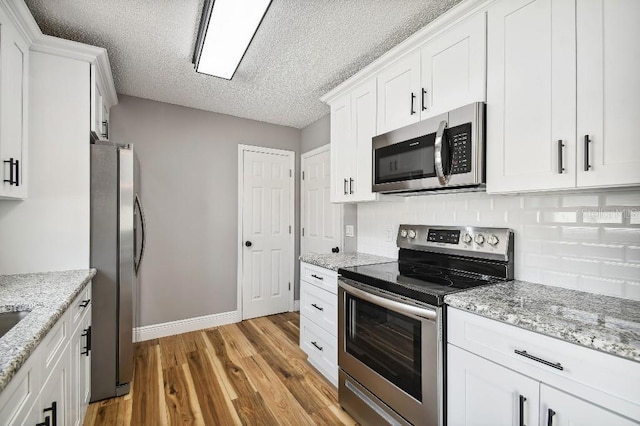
[331,247,340,253]
[245,241,252,247]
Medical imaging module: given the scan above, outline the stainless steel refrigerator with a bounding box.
[90,138,145,401]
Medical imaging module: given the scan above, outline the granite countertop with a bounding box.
[300,252,394,271]
[445,280,640,363]
[0,269,96,393]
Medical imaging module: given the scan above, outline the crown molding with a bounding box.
[2,0,118,106]
[321,0,493,104]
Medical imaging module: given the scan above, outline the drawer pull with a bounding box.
[311,303,324,311]
[547,408,556,426]
[514,350,563,370]
[43,401,57,426]
[519,395,526,426]
[80,299,90,308]
[311,274,324,281]
[311,341,323,351]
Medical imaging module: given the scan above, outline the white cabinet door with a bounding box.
[0,5,29,199]
[448,344,540,426]
[420,12,486,120]
[576,0,640,188]
[376,51,421,134]
[486,0,576,193]
[330,94,353,203]
[540,385,638,426]
[351,79,377,202]
[37,343,71,426]
[70,311,91,426]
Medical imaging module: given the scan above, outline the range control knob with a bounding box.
[462,233,473,244]
[407,230,417,239]
[487,234,499,246]
[400,229,408,238]
[474,234,485,245]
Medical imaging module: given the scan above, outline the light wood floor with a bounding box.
[84,312,356,425]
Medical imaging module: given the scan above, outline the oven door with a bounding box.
[338,278,442,426]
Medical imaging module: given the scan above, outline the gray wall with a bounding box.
[110,95,301,327]
[301,114,330,154]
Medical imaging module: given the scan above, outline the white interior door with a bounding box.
[301,145,341,255]
[240,147,293,320]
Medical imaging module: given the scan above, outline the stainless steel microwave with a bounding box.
[372,102,485,194]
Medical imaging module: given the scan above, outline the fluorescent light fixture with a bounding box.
[193,0,272,80]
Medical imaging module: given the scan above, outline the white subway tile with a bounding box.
[561,194,601,207]
[467,196,492,211]
[540,270,579,289]
[540,241,579,257]
[492,196,524,210]
[507,209,539,224]
[525,253,560,269]
[524,225,561,240]
[630,209,640,225]
[455,210,479,224]
[626,246,640,263]
[479,210,508,225]
[543,211,578,224]
[581,209,623,224]
[560,258,600,275]
[605,192,640,207]
[624,281,640,301]
[578,276,625,298]
[601,227,640,244]
[561,226,600,242]
[516,265,541,282]
[523,194,561,209]
[577,243,625,261]
[601,262,640,281]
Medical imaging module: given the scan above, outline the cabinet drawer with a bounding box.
[300,316,338,387]
[448,308,640,418]
[70,283,91,331]
[301,262,338,295]
[300,281,337,337]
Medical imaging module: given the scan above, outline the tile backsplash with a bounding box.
[357,189,640,300]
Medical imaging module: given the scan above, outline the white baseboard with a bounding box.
[134,310,241,342]
[293,300,300,311]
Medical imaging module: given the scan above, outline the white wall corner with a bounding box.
[133,310,241,342]
[293,300,300,312]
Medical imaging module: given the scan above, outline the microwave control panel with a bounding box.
[449,123,472,175]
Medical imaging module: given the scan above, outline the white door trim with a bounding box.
[237,144,295,320]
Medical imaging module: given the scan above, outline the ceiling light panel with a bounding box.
[195,0,272,80]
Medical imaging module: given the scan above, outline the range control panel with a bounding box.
[397,224,513,261]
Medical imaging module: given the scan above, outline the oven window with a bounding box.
[375,133,436,184]
[345,294,422,401]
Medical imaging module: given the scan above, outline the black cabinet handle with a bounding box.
[245,241,252,247]
[43,401,57,426]
[101,120,109,139]
[81,326,91,356]
[80,299,90,308]
[311,303,324,311]
[547,408,556,426]
[584,134,591,171]
[310,274,323,280]
[421,88,427,111]
[331,246,340,253]
[514,349,563,370]
[35,417,50,426]
[349,178,354,194]
[519,395,526,426]
[343,178,348,195]
[311,341,323,351]
[3,158,19,186]
[557,140,564,174]
[410,92,416,115]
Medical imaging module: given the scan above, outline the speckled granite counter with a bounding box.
[0,269,96,392]
[300,252,394,271]
[445,280,640,363]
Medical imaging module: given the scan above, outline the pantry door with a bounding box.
[239,145,294,320]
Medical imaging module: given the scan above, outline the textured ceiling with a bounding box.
[25,0,462,129]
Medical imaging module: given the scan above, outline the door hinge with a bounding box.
[289,225,292,234]
[289,169,292,177]
[288,282,291,291]
[302,171,305,180]
[302,227,305,236]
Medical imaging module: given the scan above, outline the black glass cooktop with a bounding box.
[339,260,501,306]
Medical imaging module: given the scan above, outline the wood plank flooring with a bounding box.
[84,312,357,426]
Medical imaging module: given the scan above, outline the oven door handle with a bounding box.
[339,280,437,322]
[434,120,450,186]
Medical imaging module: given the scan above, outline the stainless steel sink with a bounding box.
[0,310,31,339]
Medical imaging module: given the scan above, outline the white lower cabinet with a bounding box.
[299,262,338,387]
[447,308,640,425]
[0,284,92,425]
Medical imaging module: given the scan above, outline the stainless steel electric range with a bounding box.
[337,225,514,426]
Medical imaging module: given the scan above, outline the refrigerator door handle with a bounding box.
[134,193,146,275]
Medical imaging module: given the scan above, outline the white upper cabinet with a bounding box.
[487,0,640,193]
[0,3,29,200]
[90,63,111,140]
[576,0,640,188]
[420,12,486,119]
[377,12,487,135]
[329,78,378,203]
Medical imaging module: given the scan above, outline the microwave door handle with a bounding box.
[434,120,450,186]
